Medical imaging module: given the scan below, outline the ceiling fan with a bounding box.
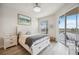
[33,3,41,12]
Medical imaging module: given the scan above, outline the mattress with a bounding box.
[25,34,48,47]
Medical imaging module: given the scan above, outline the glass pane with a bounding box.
[40,21,48,34]
[77,14,79,40]
[77,13,79,54]
[59,16,65,44]
[66,14,76,55]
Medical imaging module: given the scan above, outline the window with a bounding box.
[40,20,48,34]
[59,16,65,33]
[58,7,79,55]
[59,16,65,44]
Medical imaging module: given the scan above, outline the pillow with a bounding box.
[25,37,33,47]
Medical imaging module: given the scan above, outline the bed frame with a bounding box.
[19,34,50,55]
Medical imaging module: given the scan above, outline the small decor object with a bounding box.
[18,14,31,25]
[50,36,56,42]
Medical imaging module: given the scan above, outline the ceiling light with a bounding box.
[33,3,41,12]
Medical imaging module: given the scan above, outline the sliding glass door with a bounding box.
[76,13,79,55]
[77,14,79,40]
[66,14,76,54]
[58,7,79,55]
[59,16,66,44]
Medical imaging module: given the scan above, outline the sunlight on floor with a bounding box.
[39,42,68,55]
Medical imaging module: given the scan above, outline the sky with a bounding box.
[59,14,79,29]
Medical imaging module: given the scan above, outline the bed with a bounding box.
[18,33,50,55]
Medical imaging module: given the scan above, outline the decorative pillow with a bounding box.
[25,37,33,47]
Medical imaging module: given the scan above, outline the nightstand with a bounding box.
[3,35,17,49]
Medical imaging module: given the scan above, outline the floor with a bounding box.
[0,42,69,55]
[0,45,30,55]
[39,42,68,55]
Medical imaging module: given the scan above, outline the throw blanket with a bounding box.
[25,35,47,47]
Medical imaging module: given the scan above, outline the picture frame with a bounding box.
[18,14,31,25]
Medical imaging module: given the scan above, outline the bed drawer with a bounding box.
[32,39,49,55]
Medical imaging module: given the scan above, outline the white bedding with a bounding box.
[31,36,49,54]
[19,34,50,55]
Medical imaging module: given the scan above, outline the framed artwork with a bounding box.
[18,14,31,25]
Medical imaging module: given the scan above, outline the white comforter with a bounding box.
[19,34,50,55]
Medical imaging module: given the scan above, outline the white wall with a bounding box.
[2,5,17,36]
[0,4,39,37]
[0,5,2,36]
[0,4,4,48]
[0,4,3,36]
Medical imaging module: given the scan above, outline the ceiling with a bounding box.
[2,3,65,18]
